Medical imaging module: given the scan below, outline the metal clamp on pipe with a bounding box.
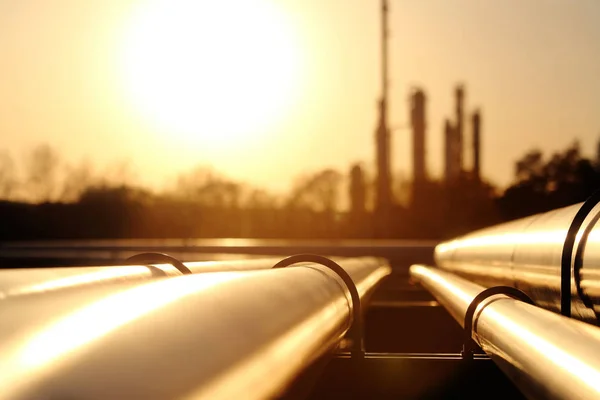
[0,256,389,399]
[411,264,600,399]
[273,254,365,359]
[434,194,600,325]
[127,252,192,275]
[561,189,600,317]
[462,286,534,360]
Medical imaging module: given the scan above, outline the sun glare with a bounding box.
[120,0,301,150]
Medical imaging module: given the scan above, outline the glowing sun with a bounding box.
[120,0,301,149]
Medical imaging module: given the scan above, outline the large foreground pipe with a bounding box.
[0,257,390,399]
[410,264,600,400]
[435,202,600,323]
[0,257,374,299]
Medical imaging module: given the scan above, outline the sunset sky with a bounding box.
[0,0,599,193]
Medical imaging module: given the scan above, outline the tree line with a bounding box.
[0,141,598,240]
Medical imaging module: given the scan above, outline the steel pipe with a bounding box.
[0,257,390,399]
[0,256,377,299]
[435,202,600,323]
[410,264,600,400]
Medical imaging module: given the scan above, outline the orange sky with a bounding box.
[0,0,599,194]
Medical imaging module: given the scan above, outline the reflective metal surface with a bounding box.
[0,257,355,298]
[435,202,600,323]
[410,264,600,400]
[0,257,390,399]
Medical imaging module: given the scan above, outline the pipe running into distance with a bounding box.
[0,256,377,299]
[410,264,600,400]
[0,257,390,399]
[435,202,600,324]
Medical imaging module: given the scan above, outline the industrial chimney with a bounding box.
[454,85,464,175]
[349,164,366,215]
[410,89,427,184]
[472,110,481,181]
[444,119,454,183]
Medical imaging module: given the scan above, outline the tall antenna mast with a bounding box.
[375,0,391,214]
[381,0,389,116]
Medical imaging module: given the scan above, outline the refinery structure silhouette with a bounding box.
[369,0,483,234]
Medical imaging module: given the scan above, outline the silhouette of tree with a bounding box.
[0,151,17,200]
[288,169,342,213]
[282,169,343,238]
[596,137,600,169]
[243,188,278,210]
[101,160,137,188]
[515,149,544,183]
[175,166,240,208]
[499,141,600,220]
[77,185,150,237]
[60,160,95,202]
[25,144,60,203]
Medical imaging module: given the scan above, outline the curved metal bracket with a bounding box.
[272,254,364,358]
[562,190,600,317]
[573,210,600,315]
[462,286,534,360]
[127,252,192,275]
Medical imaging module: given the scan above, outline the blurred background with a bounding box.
[0,0,599,241]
